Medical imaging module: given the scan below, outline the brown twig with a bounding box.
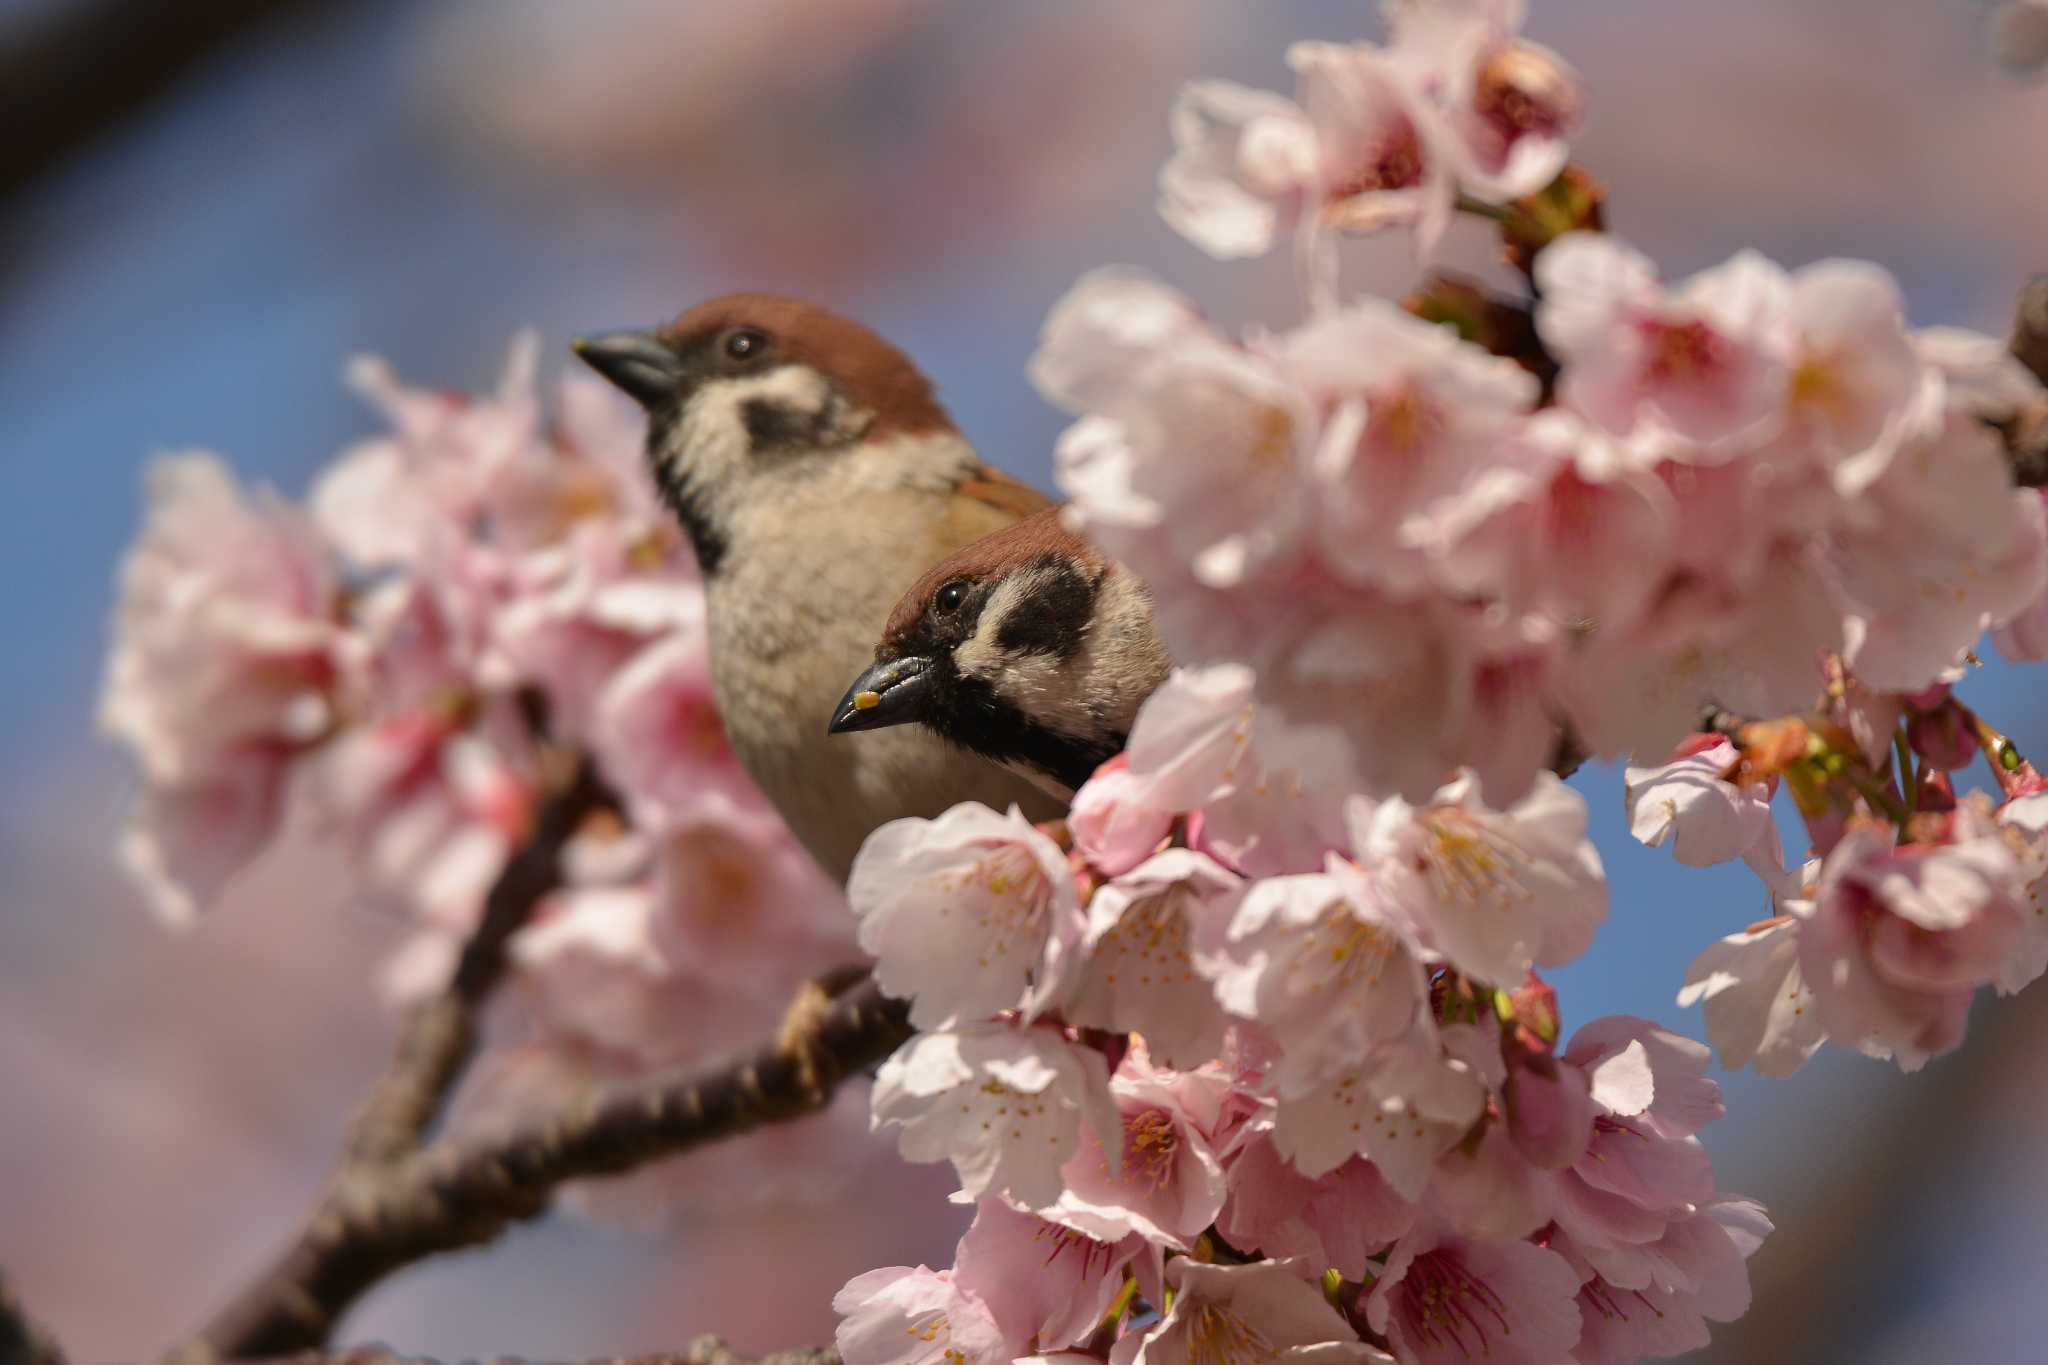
[180,976,909,1363]
[347,750,613,1165]
[177,749,612,1361]
[1,1270,68,1365]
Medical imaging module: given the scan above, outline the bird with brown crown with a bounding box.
[830,505,1172,800]
[573,296,1063,881]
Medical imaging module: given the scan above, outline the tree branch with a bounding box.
[0,0,336,206]
[177,749,612,1361]
[1,1270,68,1365]
[347,751,613,1165]
[180,975,909,1363]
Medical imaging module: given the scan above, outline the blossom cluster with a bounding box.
[99,335,863,1207]
[835,2,2048,1362]
[95,0,2048,1355]
[1039,228,2048,818]
[838,687,1765,1362]
[1035,0,2048,1078]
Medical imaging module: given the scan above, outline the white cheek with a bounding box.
[958,566,1169,738]
[664,367,835,487]
[953,578,1027,683]
[956,573,1085,718]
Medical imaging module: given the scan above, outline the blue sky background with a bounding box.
[3,3,2046,1361]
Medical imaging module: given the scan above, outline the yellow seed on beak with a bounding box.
[853,690,882,711]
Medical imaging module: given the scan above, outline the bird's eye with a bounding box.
[724,327,768,362]
[932,579,971,615]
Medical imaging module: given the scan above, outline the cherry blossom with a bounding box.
[1365,1218,1583,1365]
[100,454,362,920]
[1157,81,1318,260]
[1202,865,1432,1097]
[1066,757,1175,878]
[1081,662,1354,879]
[1624,737,1774,868]
[1037,274,1316,593]
[1283,298,1540,594]
[1678,917,1827,1078]
[1428,1113,1560,1242]
[1537,235,1785,449]
[1993,500,2048,660]
[1833,414,2048,690]
[1232,573,1562,809]
[106,3,2048,1355]
[1111,1259,1393,1365]
[833,1266,1006,1365]
[850,803,1080,1030]
[1427,409,1677,632]
[1993,793,2048,997]
[952,1198,1151,1356]
[1754,258,1921,480]
[1793,805,2030,1069]
[312,333,545,566]
[1040,1059,1231,1248]
[1217,1134,1416,1278]
[103,453,355,786]
[589,629,766,829]
[1288,40,1457,256]
[1352,771,1606,988]
[870,1021,1120,1209]
[1383,0,1583,203]
[116,745,297,926]
[1268,1023,1491,1198]
[490,526,702,741]
[1055,849,1243,1067]
[1156,37,1458,265]
[1561,1198,1770,1364]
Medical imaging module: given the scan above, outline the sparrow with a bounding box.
[828,506,1171,800]
[573,295,1063,881]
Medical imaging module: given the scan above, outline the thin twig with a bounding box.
[347,750,613,1165]
[178,976,909,1363]
[178,750,613,1361]
[1,1270,68,1365]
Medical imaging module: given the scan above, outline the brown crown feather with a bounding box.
[880,505,1103,651]
[660,294,955,439]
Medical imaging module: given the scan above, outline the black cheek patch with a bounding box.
[995,558,1099,660]
[742,397,817,448]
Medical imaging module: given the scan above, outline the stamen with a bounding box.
[941,844,1051,965]
[1413,812,1535,910]
[1285,902,1396,997]
[1119,1107,1181,1192]
[1396,1249,1512,1357]
[1183,1301,1277,1365]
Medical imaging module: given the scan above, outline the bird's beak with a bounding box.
[571,330,682,410]
[828,656,935,735]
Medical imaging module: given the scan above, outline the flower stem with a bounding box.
[1455,192,1514,224]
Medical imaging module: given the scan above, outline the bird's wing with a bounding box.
[956,462,1057,519]
[940,461,1057,547]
